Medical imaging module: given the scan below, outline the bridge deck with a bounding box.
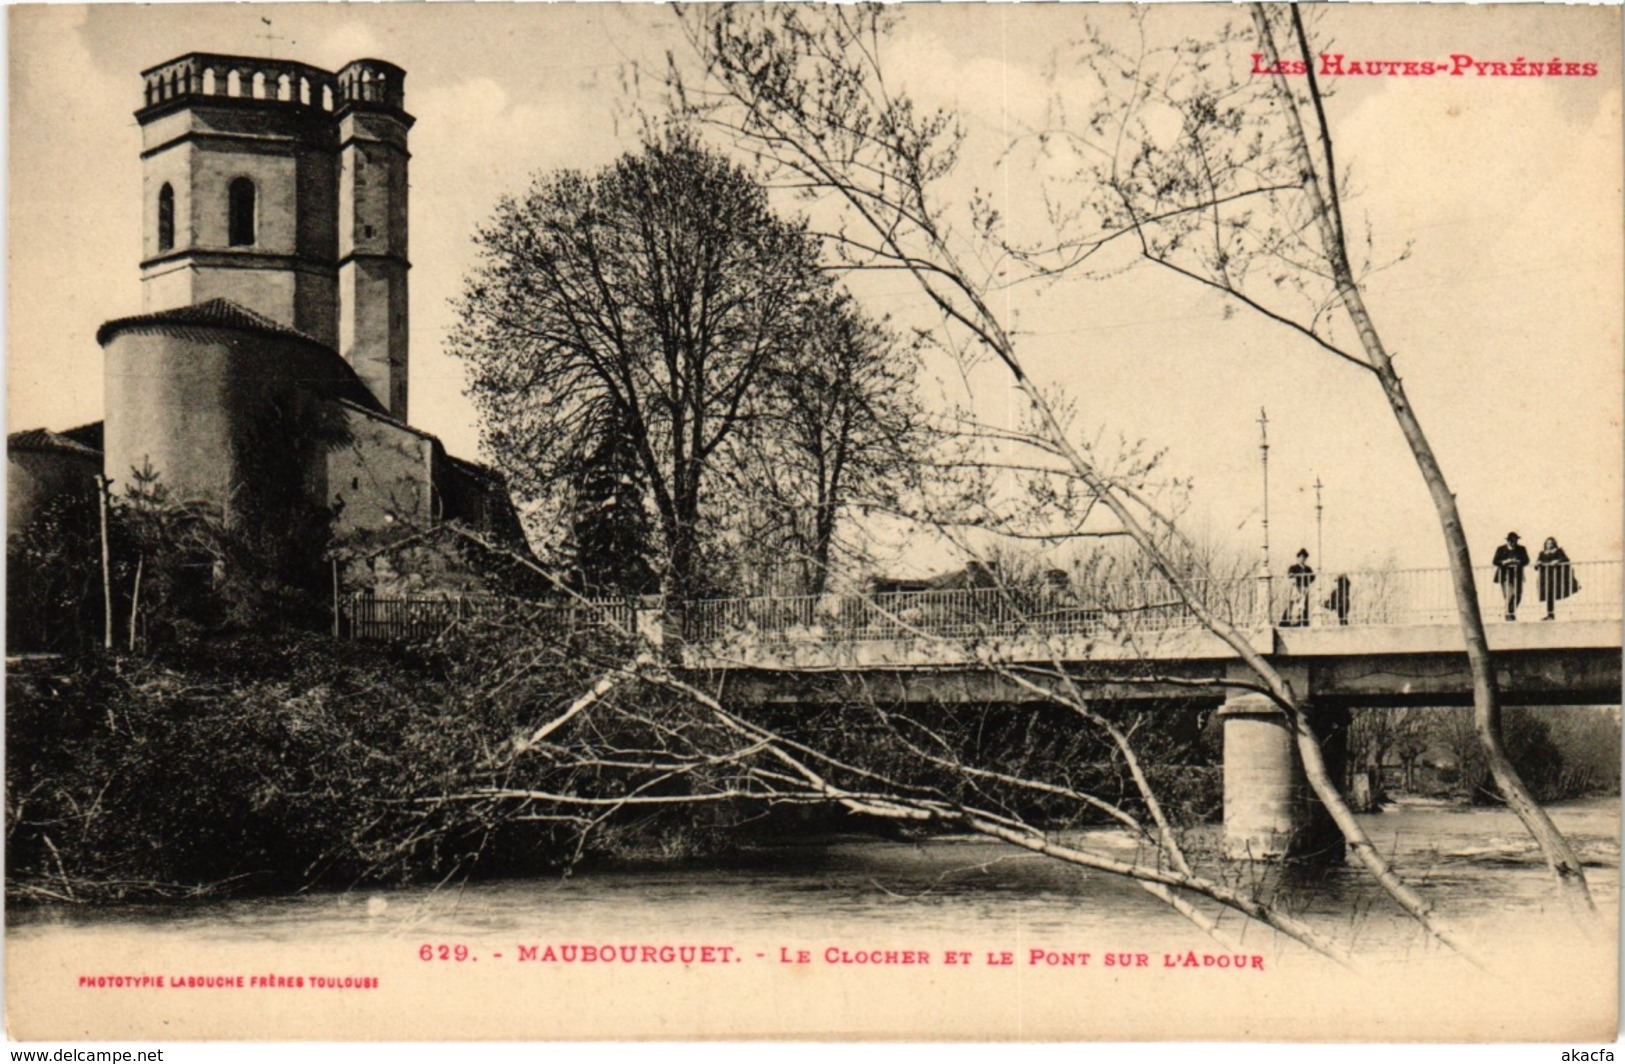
[344,560,1621,707]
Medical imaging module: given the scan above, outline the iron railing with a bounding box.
[344,559,1620,647]
[1261,558,1621,629]
[344,593,636,642]
[682,577,1257,645]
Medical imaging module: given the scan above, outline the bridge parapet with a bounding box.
[677,559,1619,662]
[344,560,1620,667]
[681,625,1274,671]
[1263,558,1619,629]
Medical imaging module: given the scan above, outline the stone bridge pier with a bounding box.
[1218,663,1349,863]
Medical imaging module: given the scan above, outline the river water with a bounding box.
[8,797,1619,1041]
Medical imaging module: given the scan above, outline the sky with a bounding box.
[8,3,1622,576]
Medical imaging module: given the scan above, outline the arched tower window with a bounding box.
[228,178,256,247]
[157,183,175,252]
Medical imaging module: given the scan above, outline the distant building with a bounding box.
[869,560,1003,595]
[9,53,522,569]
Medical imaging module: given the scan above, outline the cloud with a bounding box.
[307,22,383,70]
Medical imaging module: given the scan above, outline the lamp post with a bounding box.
[1314,476,1324,575]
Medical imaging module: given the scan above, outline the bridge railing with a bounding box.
[1265,558,1621,629]
[344,593,636,642]
[686,560,1619,646]
[682,576,1259,646]
[344,559,1619,646]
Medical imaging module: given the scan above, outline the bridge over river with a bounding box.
[348,558,1623,861]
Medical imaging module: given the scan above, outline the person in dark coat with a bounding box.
[1492,531,1530,621]
[1324,573,1352,626]
[1534,537,1577,620]
[1282,548,1315,627]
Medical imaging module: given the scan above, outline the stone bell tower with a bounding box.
[335,60,412,422]
[133,53,414,420]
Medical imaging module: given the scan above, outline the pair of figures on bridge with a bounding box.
[1280,549,1351,628]
[1493,532,1577,622]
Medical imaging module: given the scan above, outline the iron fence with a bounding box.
[344,593,636,642]
[344,559,1620,647]
[1263,558,1621,630]
[682,576,1259,646]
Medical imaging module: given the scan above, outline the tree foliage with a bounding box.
[718,289,926,596]
[6,628,620,899]
[452,131,873,600]
[7,489,102,654]
[565,404,659,596]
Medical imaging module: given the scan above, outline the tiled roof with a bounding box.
[60,422,104,451]
[95,300,386,415]
[8,428,102,458]
[95,298,329,348]
[331,396,436,441]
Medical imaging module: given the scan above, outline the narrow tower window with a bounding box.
[228,178,256,247]
[157,183,175,252]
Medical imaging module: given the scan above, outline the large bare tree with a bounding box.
[1025,3,1592,910]
[450,131,824,602]
[669,3,1504,952]
[720,289,926,597]
[453,131,929,606]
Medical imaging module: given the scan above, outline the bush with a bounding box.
[1448,707,1570,805]
[7,492,103,653]
[6,624,653,902]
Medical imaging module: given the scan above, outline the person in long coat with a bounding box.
[1324,573,1352,626]
[1534,537,1577,620]
[1491,531,1530,621]
[1283,548,1315,627]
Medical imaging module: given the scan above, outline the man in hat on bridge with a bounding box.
[1492,531,1530,621]
[1283,548,1316,627]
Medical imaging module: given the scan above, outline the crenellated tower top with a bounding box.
[138,53,410,119]
[134,51,414,419]
[335,59,407,112]
[141,53,336,114]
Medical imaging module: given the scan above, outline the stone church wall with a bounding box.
[7,447,99,536]
[325,403,436,535]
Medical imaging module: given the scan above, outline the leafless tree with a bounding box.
[1348,707,1428,804]
[1019,4,1591,910]
[453,130,934,607]
[431,525,1364,966]
[717,289,928,597]
[668,3,1485,953]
